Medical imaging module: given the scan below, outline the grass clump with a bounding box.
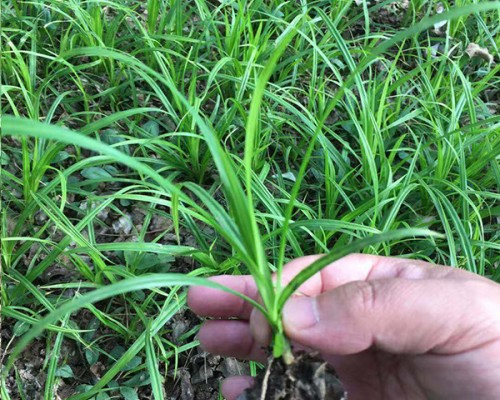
[1,1,499,399]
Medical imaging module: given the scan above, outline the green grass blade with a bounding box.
[318,2,500,128]
[43,315,70,400]
[2,116,181,198]
[5,274,266,374]
[278,229,442,309]
[69,291,187,400]
[145,323,164,400]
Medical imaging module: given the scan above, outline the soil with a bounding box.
[4,0,483,398]
[237,354,346,400]
[1,328,90,400]
[1,312,249,400]
[0,169,240,400]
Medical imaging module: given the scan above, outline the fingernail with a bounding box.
[283,296,318,331]
[197,332,208,352]
[250,308,272,345]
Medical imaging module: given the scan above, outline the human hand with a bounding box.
[188,254,500,400]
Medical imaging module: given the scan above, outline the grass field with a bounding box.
[1,0,499,399]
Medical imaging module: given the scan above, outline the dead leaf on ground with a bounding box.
[466,43,494,64]
[433,3,447,34]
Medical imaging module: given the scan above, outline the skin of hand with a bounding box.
[187,254,500,400]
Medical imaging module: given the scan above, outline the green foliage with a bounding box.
[1,0,499,398]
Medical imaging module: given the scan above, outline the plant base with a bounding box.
[236,353,346,400]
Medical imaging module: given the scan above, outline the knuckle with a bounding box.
[347,280,378,314]
[464,280,500,312]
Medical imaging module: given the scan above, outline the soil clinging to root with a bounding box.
[237,353,346,400]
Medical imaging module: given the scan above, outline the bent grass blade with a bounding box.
[278,228,443,310]
[4,274,265,374]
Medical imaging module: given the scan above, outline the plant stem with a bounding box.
[272,325,294,365]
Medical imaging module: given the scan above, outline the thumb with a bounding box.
[282,278,499,356]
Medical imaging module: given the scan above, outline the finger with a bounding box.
[249,308,273,346]
[323,351,382,398]
[199,319,310,361]
[279,253,473,297]
[188,255,458,319]
[198,320,267,361]
[222,376,255,400]
[282,277,500,356]
[249,254,461,343]
[187,275,258,319]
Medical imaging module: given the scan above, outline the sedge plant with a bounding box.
[2,106,440,368]
[3,1,499,379]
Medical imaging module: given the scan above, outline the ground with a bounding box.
[1,0,499,399]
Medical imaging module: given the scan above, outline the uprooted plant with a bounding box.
[3,3,497,398]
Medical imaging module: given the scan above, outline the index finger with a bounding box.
[187,255,322,320]
[188,274,259,320]
[187,254,470,320]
